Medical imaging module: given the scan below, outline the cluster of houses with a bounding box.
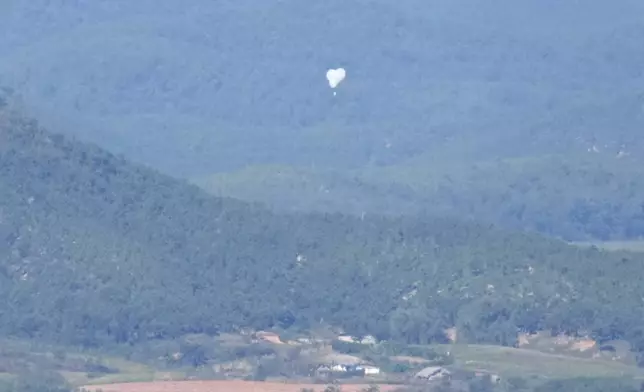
[315,364,497,385]
[316,363,381,376]
[244,330,502,385]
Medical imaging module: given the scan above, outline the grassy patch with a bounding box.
[0,373,13,382]
[79,372,156,385]
[59,353,189,386]
[0,338,180,387]
[433,344,644,379]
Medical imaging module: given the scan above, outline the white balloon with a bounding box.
[326,68,346,89]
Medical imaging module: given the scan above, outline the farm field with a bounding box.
[83,380,402,392]
[433,344,644,379]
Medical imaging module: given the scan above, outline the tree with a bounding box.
[361,385,380,392]
[324,382,342,392]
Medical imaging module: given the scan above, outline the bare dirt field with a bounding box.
[84,380,404,392]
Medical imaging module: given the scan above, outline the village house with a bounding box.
[357,365,381,375]
[414,366,451,382]
[315,363,381,377]
[473,369,501,383]
[253,331,283,344]
[336,334,378,345]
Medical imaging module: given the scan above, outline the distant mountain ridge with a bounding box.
[194,151,644,241]
[2,1,643,242]
[1,0,643,175]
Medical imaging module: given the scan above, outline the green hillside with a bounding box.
[195,152,644,241]
[3,103,644,365]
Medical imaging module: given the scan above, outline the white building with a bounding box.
[359,365,381,375]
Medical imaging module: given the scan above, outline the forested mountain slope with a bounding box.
[3,0,643,242]
[196,152,644,241]
[2,0,643,174]
[3,104,644,361]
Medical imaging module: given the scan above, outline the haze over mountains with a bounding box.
[2,0,644,241]
[3,2,644,391]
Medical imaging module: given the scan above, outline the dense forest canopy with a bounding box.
[195,153,644,241]
[3,103,644,365]
[2,0,644,241]
[2,0,643,171]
